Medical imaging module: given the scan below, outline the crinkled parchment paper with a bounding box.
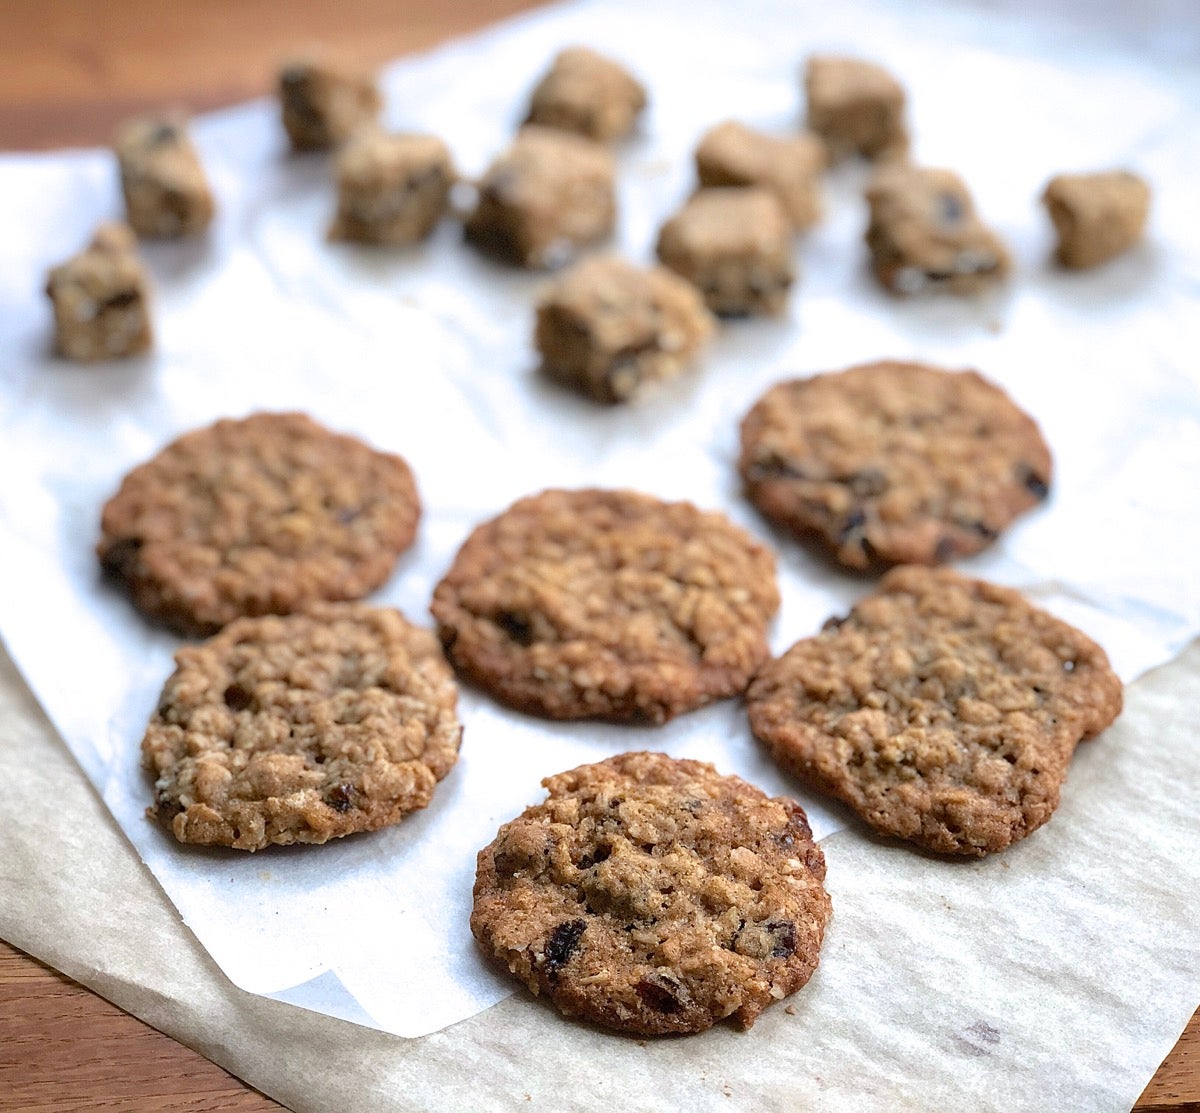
[1,0,1198,1105]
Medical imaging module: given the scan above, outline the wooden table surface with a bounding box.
[0,3,1196,1110]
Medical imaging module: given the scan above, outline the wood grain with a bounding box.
[0,2,1196,1110]
[0,941,281,1112]
[0,0,544,150]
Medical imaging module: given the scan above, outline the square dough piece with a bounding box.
[525,47,647,143]
[865,165,1011,295]
[656,187,795,316]
[45,223,153,362]
[465,126,616,268]
[279,58,382,150]
[330,132,455,245]
[695,120,826,230]
[535,255,716,403]
[804,54,908,162]
[1042,170,1151,269]
[114,117,215,238]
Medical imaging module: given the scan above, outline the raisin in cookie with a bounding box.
[143,604,461,851]
[98,412,419,636]
[739,361,1052,570]
[431,489,778,723]
[747,567,1123,856]
[45,222,153,361]
[471,751,830,1035]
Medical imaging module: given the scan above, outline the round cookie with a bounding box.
[431,488,779,723]
[143,604,461,851]
[747,567,1123,856]
[98,412,420,636]
[471,751,830,1035]
[738,361,1052,570]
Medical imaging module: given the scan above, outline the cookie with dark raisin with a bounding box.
[747,567,1122,856]
[738,361,1052,570]
[431,489,779,723]
[143,604,462,851]
[471,751,830,1035]
[45,222,153,361]
[865,165,1010,295]
[98,412,420,636]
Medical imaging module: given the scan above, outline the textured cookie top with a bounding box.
[471,751,830,1035]
[525,47,647,142]
[45,222,153,361]
[537,255,713,343]
[143,604,462,851]
[279,57,382,149]
[535,255,715,388]
[334,131,454,187]
[465,125,616,267]
[98,412,420,636]
[1042,170,1151,269]
[47,222,147,301]
[431,489,779,723]
[476,126,615,212]
[865,165,1011,294]
[739,361,1052,569]
[747,567,1123,856]
[695,121,826,229]
[805,55,905,109]
[658,187,792,260]
[114,117,206,184]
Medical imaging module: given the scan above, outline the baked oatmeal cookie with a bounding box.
[804,54,908,162]
[279,56,381,150]
[695,120,826,230]
[45,223,153,361]
[747,567,1123,856]
[143,604,461,850]
[471,751,830,1034]
[330,131,455,245]
[1042,170,1151,269]
[431,489,779,723]
[865,165,1010,295]
[114,116,215,238]
[465,126,616,268]
[738,361,1052,569]
[535,255,715,403]
[98,412,419,636]
[656,187,795,317]
[524,47,647,143]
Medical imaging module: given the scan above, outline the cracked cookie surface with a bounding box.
[738,361,1052,569]
[747,567,1123,856]
[98,412,420,636]
[143,604,462,851]
[431,489,778,722]
[471,751,830,1035]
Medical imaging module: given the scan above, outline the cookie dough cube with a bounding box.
[656,187,795,317]
[865,165,1010,295]
[45,223,152,361]
[465,126,616,268]
[695,120,825,230]
[279,57,381,150]
[330,132,455,244]
[1042,171,1150,269]
[804,55,908,162]
[524,47,647,143]
[535,256,716,403]
[114,117,215,238]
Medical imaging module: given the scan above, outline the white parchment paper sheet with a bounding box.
[1,0,1198,1043]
